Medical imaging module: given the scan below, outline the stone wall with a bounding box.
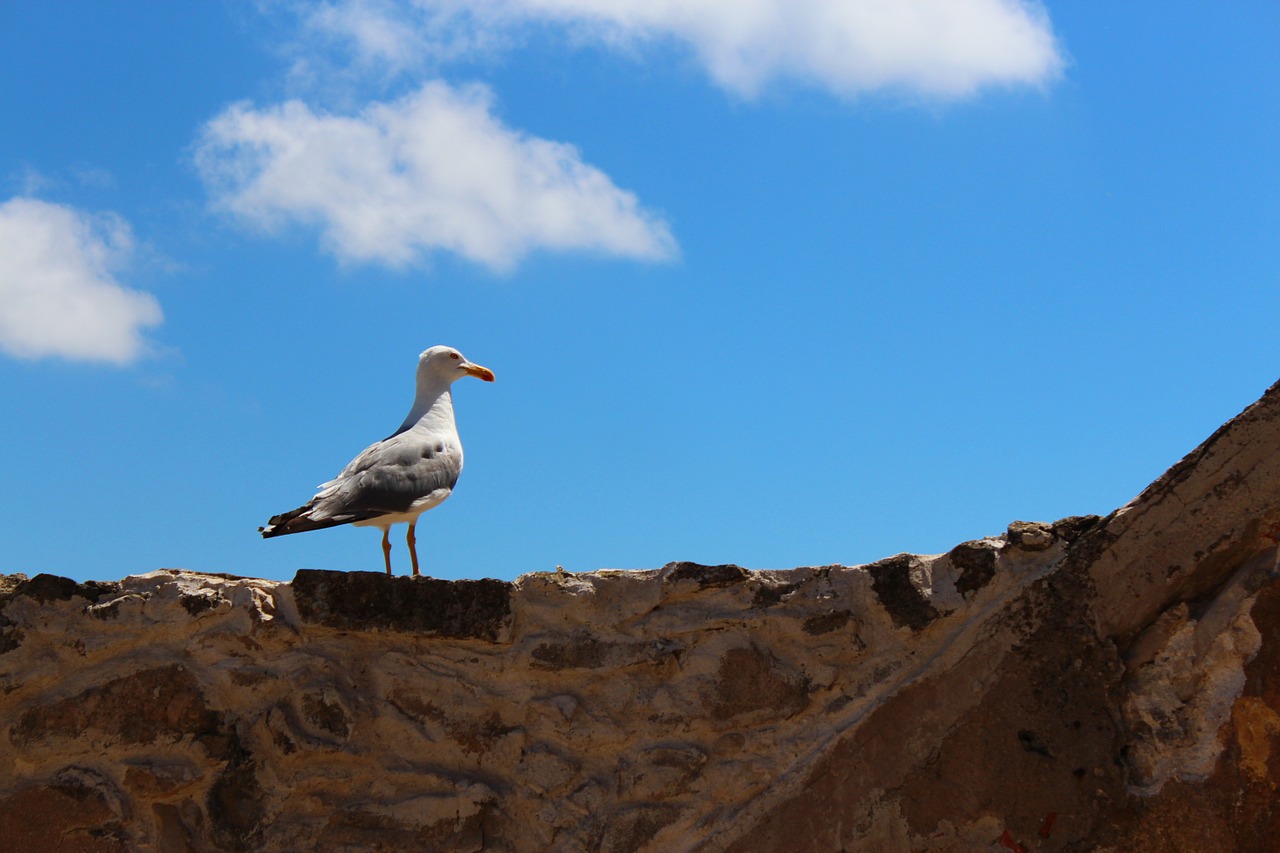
[3,380,1280,852]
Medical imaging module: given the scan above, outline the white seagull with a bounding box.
[260,345,495,576]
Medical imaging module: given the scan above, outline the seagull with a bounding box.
[260,345,495,576]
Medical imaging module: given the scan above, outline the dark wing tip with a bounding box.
[260,503,312,539]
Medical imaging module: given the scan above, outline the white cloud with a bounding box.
[195,80,676,270]
[0,198,162,365]
[299,0,1064,99]
[294,0,513,76]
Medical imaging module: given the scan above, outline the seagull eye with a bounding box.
[449,353,460,360]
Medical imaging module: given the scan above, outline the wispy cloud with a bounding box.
[0,197,163,365]
[295,0,1064,99]
[70,165,118,189]
[194,80,677,271]
[12,165,55,196]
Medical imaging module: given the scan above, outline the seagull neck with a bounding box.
[396,382,455,434]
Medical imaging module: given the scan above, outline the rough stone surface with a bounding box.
[3,379,1280,851]
[291,569,512,641]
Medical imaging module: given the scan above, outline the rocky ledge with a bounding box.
[3,380,1280,852]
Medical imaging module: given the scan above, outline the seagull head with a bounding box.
[419,345,495,384]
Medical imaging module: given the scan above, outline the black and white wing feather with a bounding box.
[260,432,463,537]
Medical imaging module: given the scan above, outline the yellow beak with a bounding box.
[463,362,495,382]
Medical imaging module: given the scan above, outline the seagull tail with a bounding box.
[259,502,353,538]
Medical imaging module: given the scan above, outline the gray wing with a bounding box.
[310,433,463,521]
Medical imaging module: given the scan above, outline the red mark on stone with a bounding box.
[1039,811,1057,838]
[999,829,1028,853]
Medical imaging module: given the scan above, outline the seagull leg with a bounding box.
[408,522,420,578]
[381,528,392,576]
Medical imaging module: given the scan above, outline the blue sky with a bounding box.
[2,1,1277,584]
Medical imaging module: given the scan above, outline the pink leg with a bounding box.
[381,528,392,576]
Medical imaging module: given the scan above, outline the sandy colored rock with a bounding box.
[3,379,1280,851]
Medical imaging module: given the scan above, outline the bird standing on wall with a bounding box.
[260,346,495,576]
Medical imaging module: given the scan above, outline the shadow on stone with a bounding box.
[291,570,512,641]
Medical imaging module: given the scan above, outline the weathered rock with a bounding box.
[0,776,128,852]
[10,664,221,748]
[710,644,810,723]
[1007,519,1056,551]
[291,568,512,640]
[664,562,749,589]
[1,379,1279,851]
[865,553,941,630]
[948,538,1000,597]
